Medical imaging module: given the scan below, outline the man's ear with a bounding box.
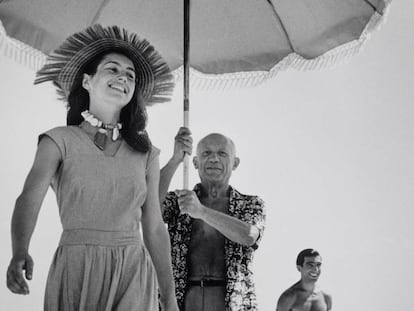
[82,73,91,91]
[232,157,240,170]
[297,265,302,272]
[193,156,199,169]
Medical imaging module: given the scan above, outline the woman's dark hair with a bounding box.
[66,50,151,153]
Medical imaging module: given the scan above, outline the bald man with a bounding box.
[159,128,266,311]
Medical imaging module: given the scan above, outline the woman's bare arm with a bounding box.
[142,156,178,311]
[7,136,61,294]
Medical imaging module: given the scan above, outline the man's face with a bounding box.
[193,134,239,184]
[298,256,322,282]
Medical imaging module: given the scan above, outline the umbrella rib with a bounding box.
[90,0,112,24]
[363,0,384,15]
[267,0,295,53]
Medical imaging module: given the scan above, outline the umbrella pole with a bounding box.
[183,0,190,189]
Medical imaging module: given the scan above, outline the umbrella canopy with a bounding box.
[0,0,391,90]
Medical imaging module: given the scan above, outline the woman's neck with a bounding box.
[88,105,121,125]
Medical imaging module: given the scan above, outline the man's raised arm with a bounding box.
[159,127,192,210]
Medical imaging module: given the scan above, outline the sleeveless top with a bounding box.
[40,126,159,233]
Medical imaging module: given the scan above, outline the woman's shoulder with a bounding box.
[141,144,160,170]
[39,125,82,149]
[41,125,81,138]
[39,125,93,159]
[150,144,160,157]
[43,125,78,134]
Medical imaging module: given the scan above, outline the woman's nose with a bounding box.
[117,73,127,83]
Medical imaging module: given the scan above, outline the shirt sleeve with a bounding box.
[245,196,266,250]
[145,145,161,172]
[38,127,67,159]
[162,191,179,224]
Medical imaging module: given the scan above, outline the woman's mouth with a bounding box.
[109,83,127,94]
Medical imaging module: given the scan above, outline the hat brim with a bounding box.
[35,25,174,105]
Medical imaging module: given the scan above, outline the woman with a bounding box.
[6,25,179,311]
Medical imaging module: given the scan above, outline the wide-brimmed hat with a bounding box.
[35,24,174,105]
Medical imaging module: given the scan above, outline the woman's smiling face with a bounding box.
[82,52,136,108]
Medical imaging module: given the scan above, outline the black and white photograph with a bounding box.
[1,1,412,310]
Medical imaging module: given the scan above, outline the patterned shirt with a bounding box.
[163,184,266,310]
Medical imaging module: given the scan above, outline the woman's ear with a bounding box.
[82,73,91,91]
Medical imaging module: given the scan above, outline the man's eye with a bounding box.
[127,73,135,80]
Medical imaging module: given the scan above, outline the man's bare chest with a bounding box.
[187,199,229,277]
[291,293,328,311]
[190,197,228,244]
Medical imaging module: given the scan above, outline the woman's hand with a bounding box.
[7,252,33,295]
[7,136,61,295]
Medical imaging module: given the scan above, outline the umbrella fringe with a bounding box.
[0,21,47,70]
[173,0,393,91]
[1,0,392,91]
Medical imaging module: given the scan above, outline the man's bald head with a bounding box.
[193,133,239,185]
[196,133,236,157]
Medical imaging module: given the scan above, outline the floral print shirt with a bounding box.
[162,184,266,310]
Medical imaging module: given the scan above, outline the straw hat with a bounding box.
[35,24,174,105]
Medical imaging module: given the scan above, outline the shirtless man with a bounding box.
[276,249,332,311]
[159,128,266,310]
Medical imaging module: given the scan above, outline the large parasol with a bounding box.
[0,0,392,186]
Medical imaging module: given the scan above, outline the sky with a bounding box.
[1,1,413,310]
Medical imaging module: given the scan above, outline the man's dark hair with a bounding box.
[296,249,321,267]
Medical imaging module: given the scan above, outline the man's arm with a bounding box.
[199,205,259,246]
[276,291,296,311]
[159,127,192,209]
[176,190,263,246]
[324,292,333,311]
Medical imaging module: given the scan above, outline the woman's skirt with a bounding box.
[44,229,158,311]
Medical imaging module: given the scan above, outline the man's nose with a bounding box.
[208,153,219,162]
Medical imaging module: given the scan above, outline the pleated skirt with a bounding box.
[44,229,158,311]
